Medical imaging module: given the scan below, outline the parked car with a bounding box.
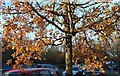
[2,63,12,73]
[62,65,82,76]
[74,71,83,76]
[35,64,59,72]
[78,63,85,69]
[26,63,37,68]
[106,61,117,70]
[35,64,52,68]
[51,65,59,72]
[2,68,58,76]
[82,68,104,76]
[18,64,27,69]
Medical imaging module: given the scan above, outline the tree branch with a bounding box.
[35,36,65,46]
[29,3,71,34]
[83,31,95,52]
[73,3,103,26]
[63,1,91,6]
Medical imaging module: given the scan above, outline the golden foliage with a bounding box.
[6,59,12,65]
[1,1,119,73]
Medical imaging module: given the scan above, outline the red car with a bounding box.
[2,68,58,76]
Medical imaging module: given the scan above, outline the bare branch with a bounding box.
[83,31,94,52]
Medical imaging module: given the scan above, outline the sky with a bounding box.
[1,0,120,3]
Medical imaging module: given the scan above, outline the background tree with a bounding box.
[42,46,65,65]
[2,38,14,64]
[1,0,120,76]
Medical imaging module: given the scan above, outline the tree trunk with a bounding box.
[65,35,72,76]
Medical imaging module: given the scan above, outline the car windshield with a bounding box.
[3,72,24,76]
[52,65,56,68]
[36,65,43,68]
[94,68,99,71]
[31,70,51,76]
[72,67,79,71]
[85,72,93,76]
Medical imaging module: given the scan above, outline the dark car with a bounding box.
[62,65,82,76]
[74,71,83,76]
[35,64,52,68]
[107,61,117,70]
[2,68,58,76]
[51,65,59,72]
[82,69,104,76]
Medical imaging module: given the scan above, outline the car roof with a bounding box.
[37,64,50,65]
[6,68,54,73]
[72,65,79,67]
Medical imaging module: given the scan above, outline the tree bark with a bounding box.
[65,35,73,76]
[64,2,73,76]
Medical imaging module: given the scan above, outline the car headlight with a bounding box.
[94,72,100,75]
[82,72,85,75]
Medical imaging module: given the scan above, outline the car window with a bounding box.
[43,65,51,68]
[31,70,51,76]
[36,65,43,68]
[43,65,48,68]
[3,72,24,76]
[52,65,58,69]
[72,67,79,71]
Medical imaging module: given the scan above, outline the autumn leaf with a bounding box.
[11,24,17,30]
[12,16,17,22]
[2,8,4,14]
[1,1,119,75]
[12,46,15,50]
[12,64,18,69]
[98,36,103,44]
[6,59,12,65]
[47,6,52,9]
[112,6,119,11]
[104,10,110,16]
[107,19,112,23]
[26,46,29,51]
